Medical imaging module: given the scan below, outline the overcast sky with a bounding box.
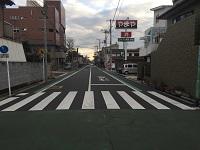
[13,0,173,59]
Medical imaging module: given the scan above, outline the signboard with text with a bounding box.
[118,38,135,42]
[0,54,9,58]
[116,20,137,29]
[121,32,132,38]
[0,45,9,58]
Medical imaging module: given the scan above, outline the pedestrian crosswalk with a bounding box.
[0,91,195,111]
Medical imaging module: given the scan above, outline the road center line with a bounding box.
[91,84,124,86]
[88,67,92,91]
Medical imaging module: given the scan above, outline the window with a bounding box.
[116,54,121,56]
[129,53,132,57]
[156,14,159,23]
[13,28,20,32]
[133,64,138,67]
[112,54,116,57]
[10,16,23,20]
[172,11,194,24]
[134,53,139,56]
[49,29,54,32]
[128,64,132,68]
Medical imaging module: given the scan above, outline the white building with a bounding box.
[140,5,172,56]
[0,38,26,62]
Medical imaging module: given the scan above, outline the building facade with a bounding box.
[0,0,66,69]
[140,5,172,56]
[151,0,200,98]
[101,43,143,70]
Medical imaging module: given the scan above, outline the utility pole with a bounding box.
[106,19,113,70]
[42,1,48,82]
[110,19,113,70]
[109,19,112,46]
[124,17,129,62]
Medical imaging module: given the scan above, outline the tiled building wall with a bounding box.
[151,14,199,97]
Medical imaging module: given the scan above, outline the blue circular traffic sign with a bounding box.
[0,45,9,53]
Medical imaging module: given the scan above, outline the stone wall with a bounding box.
[0,62,43,91]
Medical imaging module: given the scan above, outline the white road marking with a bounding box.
[133,91,170,109]
[82,91,95,109]
[88,67,92,91]
[0,97,19,107]
[30,92,61,111]
[2,92,44,111]
[97,67,140,91]
[56,91,77,110]
[37,65,89,93]
[148,91,195,110]
[117,91,145,109]
[102,91,120,109]
[17,93,28,96]
[91,84,124,86]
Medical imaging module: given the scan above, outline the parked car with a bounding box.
[64,63,72,70]
[122,63,138,75]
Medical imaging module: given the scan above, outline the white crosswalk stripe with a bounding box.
[56,91,77,110]
[117,91,145,109]
[133,91,170,109]
[102,91,120,109]
[0,97,19,107]
[17,93,29,96]
[2,92,45,111]
[30,92,61,111]
[148,91,194,110]
[0,91,195,111]
[82,91,95,109]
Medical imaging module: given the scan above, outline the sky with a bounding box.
[13,0,173,60]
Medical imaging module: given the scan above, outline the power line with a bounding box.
[112,0,121,22]
[116,0,124,20]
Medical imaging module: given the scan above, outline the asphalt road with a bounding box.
[0,65,200,150]
[0,65,197,111]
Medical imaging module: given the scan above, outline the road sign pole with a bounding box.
[6,57,11,96]
[124,29,128,61]
[42,54,45,82]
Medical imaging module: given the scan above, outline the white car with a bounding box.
[122,63,138,75]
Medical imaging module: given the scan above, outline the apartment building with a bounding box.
[0,0,66,69]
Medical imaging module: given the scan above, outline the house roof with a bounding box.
[158,0,197,19]
[150,5,172,11]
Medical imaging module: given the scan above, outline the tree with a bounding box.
[0,0,15,37]
[66,38,75,52]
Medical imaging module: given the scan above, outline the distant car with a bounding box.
[122,63,138,75]
[64,63,72,70]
